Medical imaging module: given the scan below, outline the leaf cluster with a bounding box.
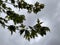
[0,0,50,41]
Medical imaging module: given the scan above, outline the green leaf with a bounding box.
[7,7,12,10]
[8,25,16,35]
[29,26,33,30]
[41,27,50,31]
[30,30,37,38]
[0,17,7,23]
[6,11,13,15]
[20,24,25,28]
[11,0,15,4]
[24,30,30,40]
[2,4,6,9]
[40,4,44,9]
[0,0,3,5]
[20,29,25,35]
[0,20,5,28]
[18,1,27,9]
[35,2,39,7]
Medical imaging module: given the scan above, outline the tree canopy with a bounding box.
[0,0,50,41]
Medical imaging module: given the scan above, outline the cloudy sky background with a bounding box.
[0,0,60,45]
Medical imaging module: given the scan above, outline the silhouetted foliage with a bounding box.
[8,25,16,35]
[0,0,50,41]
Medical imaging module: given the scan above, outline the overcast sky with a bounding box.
[0,0,60,45]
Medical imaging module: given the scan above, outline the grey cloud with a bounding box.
[0,0,60,45]
[45,38,60,45]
